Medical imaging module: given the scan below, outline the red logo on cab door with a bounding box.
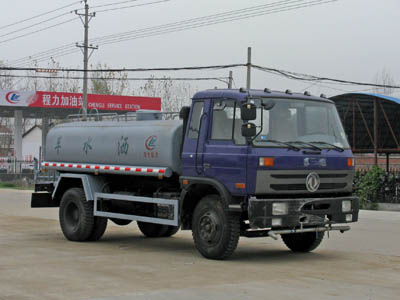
[145,135,157,151]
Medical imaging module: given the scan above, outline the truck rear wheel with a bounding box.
[137,221,169,237]
[59,188,94,241]
[110,218,132,226]
[88,216,108,241]
[192,195,240,260]
[281,231,325,252]
[162,226,180,237]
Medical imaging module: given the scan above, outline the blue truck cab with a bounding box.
[180,88,359,258]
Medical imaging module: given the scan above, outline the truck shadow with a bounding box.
[96,232,197,254]
[232,248,337,263]
[95,232,339,264]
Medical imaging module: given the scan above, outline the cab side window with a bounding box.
[188,102,204,139]
[211,100,245,145]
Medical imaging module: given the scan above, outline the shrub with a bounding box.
[354,166,385,209]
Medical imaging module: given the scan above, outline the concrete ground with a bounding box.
[0,189,399,300]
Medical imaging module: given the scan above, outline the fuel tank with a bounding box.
[45,120,183,174]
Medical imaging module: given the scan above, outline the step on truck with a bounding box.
[32,88,359,260]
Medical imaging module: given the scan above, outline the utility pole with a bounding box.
[75,0,97,117]
[246,47,252,90]
[373,97,378,166]
[228,71,233,89]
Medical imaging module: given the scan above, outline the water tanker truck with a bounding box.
[32,88,359,259]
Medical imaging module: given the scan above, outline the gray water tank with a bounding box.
[45,120,183,174]
[136,110,162,121]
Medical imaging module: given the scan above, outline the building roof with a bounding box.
[332,92,400,105]
[22,125,41,138]
[330,93,400,153]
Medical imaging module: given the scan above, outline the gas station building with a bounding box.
[0,89,161,172]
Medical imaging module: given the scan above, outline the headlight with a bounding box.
[346,214,353,222]
[271,218,282,227]
[272,202,288,215]
[342,200,352,212]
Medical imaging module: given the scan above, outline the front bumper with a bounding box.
[248,196,359,229]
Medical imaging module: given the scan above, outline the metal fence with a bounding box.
[0,158,36,174]
[378,172,400,204]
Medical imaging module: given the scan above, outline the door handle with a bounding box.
[203,163,211,169]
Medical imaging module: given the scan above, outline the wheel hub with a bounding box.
[199,212,220,243]
[65,202,80,229]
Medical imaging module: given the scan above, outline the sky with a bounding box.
[0,0,399,98]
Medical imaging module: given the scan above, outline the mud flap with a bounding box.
[31,192,58,208]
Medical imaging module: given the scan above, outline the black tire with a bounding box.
[59,187,94,241]
[281,231,325,252]
[88,217,108,241]
[192,195,240,260]
[110,218,132,226]
[137,221,169,237]
[161,225,180,237]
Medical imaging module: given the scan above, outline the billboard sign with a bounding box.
[0,90,161,111]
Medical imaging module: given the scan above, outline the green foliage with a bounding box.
[0,182,33,190]
[354,166,385,209]
[0,182,16,188]
[90,63,128,96]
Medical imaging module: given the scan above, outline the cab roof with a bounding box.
[193,88,333,103]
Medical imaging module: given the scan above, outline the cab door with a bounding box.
[202,99,248,196]
[181,100,210,177]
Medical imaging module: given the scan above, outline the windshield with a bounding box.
[252,98,350,149]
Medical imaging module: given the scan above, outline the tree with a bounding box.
[0,60,14,90]
[137,76,194,112]
[90,63,128,95]
[0,118,13,158]
[373,68,397,96]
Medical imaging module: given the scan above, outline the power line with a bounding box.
[94,0,170,13]
[6,1,173,65]
[7,43,77,66]
[98,1,337,48]
[0,18,78,45]
[3,61,399,90]
[91,0,311,44]
[91,0,143,9]
[0,73,228,82]
[252,64,400,89]
[8,0,335,66]
[1,0,171,61]
[0,12,73,39]
[8,0,329,66]
[0,1,80,31]
[0,63,245,73]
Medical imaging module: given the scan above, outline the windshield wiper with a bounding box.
[309,141,344,152]
[256,139,301,151]
[287,141,322,151]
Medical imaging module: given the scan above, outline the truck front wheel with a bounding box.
[192,195,240,260]
[88,216,108,241]
[281,231,325,252]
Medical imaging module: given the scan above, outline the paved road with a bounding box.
[0,189,399,300]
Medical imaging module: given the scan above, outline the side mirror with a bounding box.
[262,99,275,110]
[241,103,257,120]
[241,122,257,137]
